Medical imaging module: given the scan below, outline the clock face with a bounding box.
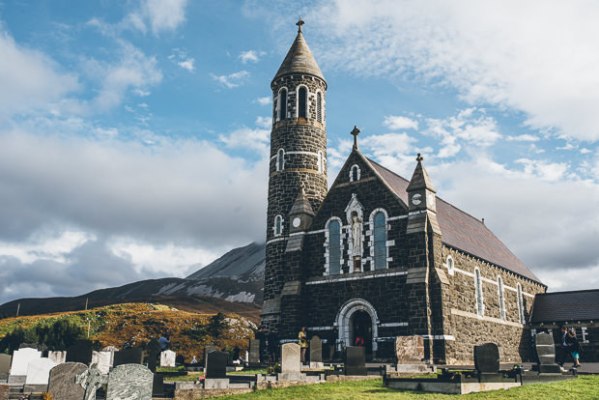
[411,193,422,206]
[292,217,301,228]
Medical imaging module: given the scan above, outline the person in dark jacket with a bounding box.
[566,329,581,368]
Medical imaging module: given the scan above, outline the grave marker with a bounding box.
[160,350,176,368]
[535,332,561,374]
[106,364,153,400]
[24,358,56,390]
[48,362,87,400]
[309,336,323,368]
[8,347,41,384]
[113,348,143,367]
[281,343,301,373]
[66,340,93,365]
[248,339,260,367]
[344,346,367,376]
[474,343,500,374]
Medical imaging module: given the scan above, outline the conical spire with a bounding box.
[407,153,436,193]
[289,187,315,216]
[273,19,324,82]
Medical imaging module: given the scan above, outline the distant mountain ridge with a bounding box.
[0,242,267,319]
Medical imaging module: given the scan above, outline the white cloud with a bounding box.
[140,0,188,34]
[255,116,272,129]
[168,49,195,72]
[0,31,79,119]
[178,59,195,72]
[0,231,95,264]
[256,96,272,106]
[515,158,569,182]
[219,127,270,155]
[211,70,249,89]
[506,134,539,142]
[239,50,265,64]
[307,0,599,141]
[383,115,419,130]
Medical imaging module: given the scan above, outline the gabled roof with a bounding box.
[365,157,543,284]
[273,28,324,82]
[531,290,599,323]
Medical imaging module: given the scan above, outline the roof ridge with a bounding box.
[540,289,599,296]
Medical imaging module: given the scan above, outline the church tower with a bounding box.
[261,20,328,333]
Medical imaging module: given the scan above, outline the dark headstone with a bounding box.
[0,354,11,380]
[205,351,227,379]
[146,339,161,372]
[66,340,93,365]
[152,373,165,397]
[535,332,561,373]
[474,343,500,374]
[113,347,143,367]
[47,362,87,400]
[248,339,260,367]
[203,345,219,369]
[309,336,323,367]
[344,346,367,376]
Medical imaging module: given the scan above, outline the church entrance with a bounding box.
[351,310,373,358]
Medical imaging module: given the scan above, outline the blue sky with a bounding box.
[0,0,598,304]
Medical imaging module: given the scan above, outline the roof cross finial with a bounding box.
[296,17,304,33]
[416,153,424,162]
[351,125,360,150]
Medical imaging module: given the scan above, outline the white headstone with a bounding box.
[9,348,42,377]
[281,343,301,373]
[48,351,67,365]
[25,358,56,385]
[160,350,176,367]
[91,351,113,375]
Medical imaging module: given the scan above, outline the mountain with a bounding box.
[0,242,267,320]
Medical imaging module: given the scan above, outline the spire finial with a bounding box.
[296,18,304,33]
[416,153,423,162]
[351,125,360,150]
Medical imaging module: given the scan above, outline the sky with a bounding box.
[0,0,598,304]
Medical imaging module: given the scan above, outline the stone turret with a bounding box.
[261,20,328,334]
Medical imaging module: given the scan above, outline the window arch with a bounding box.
[325,217,342,275]
[474,268,484,316]
[273,215,283,237]
[517,283,525,324]
[276,148,285,172]
[371,210,388,270]
[446,255,455,276]
[316,91,323,123]
[278,88,288,121]
[297,86,308,118]
[349,164,361,182]
[497,276,506,320]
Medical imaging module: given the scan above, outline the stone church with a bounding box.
[261,20,547,364]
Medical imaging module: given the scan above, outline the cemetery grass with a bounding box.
[218,375,599,400]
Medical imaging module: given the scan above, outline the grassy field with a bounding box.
[217,375,599,400]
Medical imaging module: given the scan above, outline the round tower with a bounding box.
[261,20,328,332]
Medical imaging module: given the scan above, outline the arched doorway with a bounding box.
[336,298,379,359]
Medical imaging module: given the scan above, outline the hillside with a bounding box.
[0,242,267,319]
[0,303,255,361]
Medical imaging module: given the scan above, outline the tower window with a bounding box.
[326,218,342,275]
[517,283,525,324]
[274,215,283,237]
[276,148,285,171]
[278,88,288,120]
[446,255,455,276]
[316,92,322,122]
[474,268,484,316]
[298,86,307,118]
[349,164,361,182]
[372,210,387,270]
[498,276,506,320]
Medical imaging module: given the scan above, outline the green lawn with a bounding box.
[217,375,599,400]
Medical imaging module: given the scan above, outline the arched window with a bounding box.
[497,276,506,320]
[474,268,484,316]
[349,164,361,182]
[372,211,387,270]
[278,88,288,120]
[326,218,342,275]
[276,148,285,171]
[273,215,283,237]
[446,255,455,276]
[316,92,323,122]
[298,86,307,118]
[517,283,525,324]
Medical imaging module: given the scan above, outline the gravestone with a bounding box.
[205,352,227,379]
[66,340,93,365]
[248,339,260,367]
[24,357,56,390]
[203,345,219,369]
[160,350,176,368]
[113,348,143,367]
[8,347,41,384]
[395,335,425,363]
[474,343,500,374]
[91,351,113,375]
[106,364,153,400]
[146,339,161,372]
[0,354,11,381]
[152,374,165,397]
[344,346,367,376]
[77,366,108,400]
[48,350,67,365]
[309,336,323,368]
[48,362,87,400]
[535,332,561,373]
[281,343,301,373]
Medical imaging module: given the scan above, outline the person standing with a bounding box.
[566,329,582,368]
[298,327,308,365]
[558,325,569,366]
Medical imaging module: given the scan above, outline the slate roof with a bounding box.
[273,29,324,82]
[531,290,599,323]
[366,157,543,284]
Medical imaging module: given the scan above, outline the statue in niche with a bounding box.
[350,211,363,272]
